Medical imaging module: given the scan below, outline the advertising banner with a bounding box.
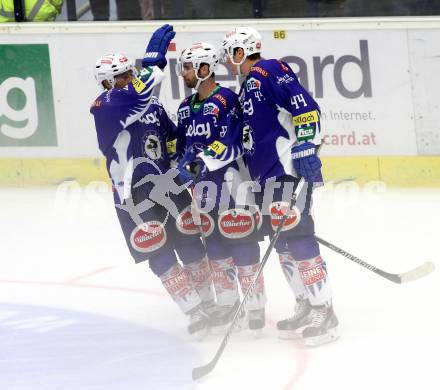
[0,44,57,147]
[0,22,438,158]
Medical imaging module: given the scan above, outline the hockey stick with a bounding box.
[187,179,208,248]
[192,178,306,381]
[315,236,435,284]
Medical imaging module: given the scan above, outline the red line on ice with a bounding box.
[65,266,115,284]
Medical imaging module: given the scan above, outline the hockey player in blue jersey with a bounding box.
[221,27,339,345]
[90,25,216,339]
[175,42,267,333]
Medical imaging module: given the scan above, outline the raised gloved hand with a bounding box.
[291,142,322,182]
[177,148,207,184]
[142,24,175,69]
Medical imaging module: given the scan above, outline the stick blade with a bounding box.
[399,261,435,283]
[192,362,215,381]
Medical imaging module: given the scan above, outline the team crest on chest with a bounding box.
[143,131,162,160]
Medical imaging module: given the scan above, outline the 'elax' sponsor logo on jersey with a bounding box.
[185,120,211,138]
[245,77,261,92]
[203,102,220,117]
[139,111,160,126]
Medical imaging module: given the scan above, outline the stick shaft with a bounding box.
[315,236,434,284]
[192,178,305,380]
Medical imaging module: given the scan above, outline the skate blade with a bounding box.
[304,327,339,347]
[191,327,209,341]
[250,328,263,338]
[278,329,303,340]
[209,324,228,335]
[210,317,247,335]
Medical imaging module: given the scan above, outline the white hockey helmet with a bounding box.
[176,42,220,89]
[221,27,262,67]
[94,53,136,89]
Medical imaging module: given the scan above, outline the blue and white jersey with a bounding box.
[90,67,174,204]
[176,85,256,210]
[239,59,323,182]
[175,85,243,172]
[91,67,164,155]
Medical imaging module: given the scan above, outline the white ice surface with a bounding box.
[0,181,439,390]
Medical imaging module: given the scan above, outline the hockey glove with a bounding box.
[291,142,322,182]
[142,24,176,69]
[177,149,207,184]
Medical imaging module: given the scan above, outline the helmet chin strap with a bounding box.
[228,54,246,77]
[194,70,213,91]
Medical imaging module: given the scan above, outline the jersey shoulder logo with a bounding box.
[203,102,220,117]
[91,99,102,108]
[250,66,268,77]
[213,93,227,108]
[278,60,290,73]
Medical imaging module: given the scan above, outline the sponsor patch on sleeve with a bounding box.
[207,140,226,155]
[91,99,102,108]
[293,110,319,141]
[292,110,319,127]
[131,77,146,93]
[295,124,316,141]
[166,139,177,154]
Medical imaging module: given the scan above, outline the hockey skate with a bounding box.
[187,305,210,341]
[248,308,265,338]
[277,297,312,339]
[201,299,218,317]
[302,305,339,346]
[209,300,246,334]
